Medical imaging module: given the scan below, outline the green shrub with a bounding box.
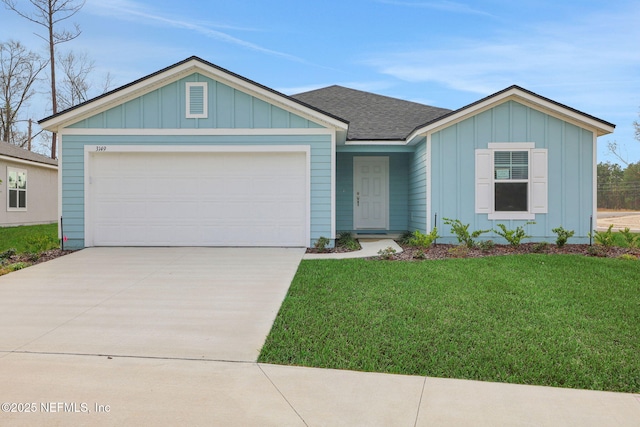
[532,241,550,253]
[377,247,397,260]
[448,244,470,258]
[493,222,535,247]
[477,240,495,252]
[413,249,426,259]
[336,232,360,251]
[443,218,490,248]
[7,262,29,271]
[591,224,615,248]
[619,228,639,248]
[399,231,414,245]
[407,228,439,248]
[618,254,638,261]
[24,234,58,254]
[314,236,330,252]
[552,226,575,248]
[0,248,16,259]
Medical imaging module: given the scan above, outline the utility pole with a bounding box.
[28,118,32,151]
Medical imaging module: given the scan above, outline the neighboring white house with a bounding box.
[0,141,58,227]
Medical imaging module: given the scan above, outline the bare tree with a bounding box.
[57,50,113,110]
[0,40,47,147]
[2,0,86,158]
[634,110,639,143]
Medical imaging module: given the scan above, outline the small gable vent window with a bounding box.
[186,82,208,119]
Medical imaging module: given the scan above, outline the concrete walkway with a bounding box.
[0,247,639,426]
[304,238,403,259]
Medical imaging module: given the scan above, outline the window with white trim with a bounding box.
[475,143,547,220]
[186,82,208,119]
[7,167,27,210]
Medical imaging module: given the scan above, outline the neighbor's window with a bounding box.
[494,151,528,212]
[7,167,27,210]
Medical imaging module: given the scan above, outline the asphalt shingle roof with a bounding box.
[291,85,452,141]
[0,141,58,166]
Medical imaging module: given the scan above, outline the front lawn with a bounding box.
[259,255,640,393]
[0,223,66,276]
[0,223,58,253]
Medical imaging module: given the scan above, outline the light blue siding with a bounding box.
[408,138,427,233]
[336,152,411,233]
[69,73,322,130]
[431,100,595,243]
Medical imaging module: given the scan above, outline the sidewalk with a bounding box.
[1,352,638,426]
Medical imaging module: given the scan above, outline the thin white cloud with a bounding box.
[363,4,640,100]
[375,0,495,17]
[84,0,304,62]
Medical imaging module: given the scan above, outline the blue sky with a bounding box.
[4,0,639,163]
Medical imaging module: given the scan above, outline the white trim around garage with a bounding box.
[83,144,311,247]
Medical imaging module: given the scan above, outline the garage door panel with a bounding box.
[89,151,308,247]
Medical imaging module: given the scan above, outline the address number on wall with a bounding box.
[96,146,107,152]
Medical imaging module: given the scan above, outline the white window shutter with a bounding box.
[531,148,548,213]
[475,149,492,213]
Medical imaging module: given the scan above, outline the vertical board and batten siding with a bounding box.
[408,139,427,233]
[336,151,410,233]
[69,74,323,130]
[61,73,332,249]
[430,100,594,244]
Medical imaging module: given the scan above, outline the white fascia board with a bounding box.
[42,59,348,133]
[407,88,615,140]
[41,62,199,131]
[0,155,58,170]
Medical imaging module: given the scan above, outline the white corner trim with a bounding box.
[426,134,432,232]
[330,131,336,240]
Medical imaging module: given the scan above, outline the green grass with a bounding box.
[0,223,59,253]
[259,255,640,393]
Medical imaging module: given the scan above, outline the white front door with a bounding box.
[354,156,389,230]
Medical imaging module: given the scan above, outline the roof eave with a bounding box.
[39,57,349,132]
[406,86,616,141]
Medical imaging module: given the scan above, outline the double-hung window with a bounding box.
[7,167,27,210]
[475,143,547,220]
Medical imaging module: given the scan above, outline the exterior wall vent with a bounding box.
[186,82,208,118]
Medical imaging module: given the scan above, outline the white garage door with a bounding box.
[87,150,308,247]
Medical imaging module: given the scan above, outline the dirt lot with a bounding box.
[597,213,640,231]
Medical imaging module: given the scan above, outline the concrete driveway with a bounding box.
[0,247,305,362]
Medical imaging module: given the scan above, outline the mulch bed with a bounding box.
[393,243,640,261]
[5,249,75,266]
[306,241,640,260]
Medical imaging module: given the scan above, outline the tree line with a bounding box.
[598,161,640,210]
